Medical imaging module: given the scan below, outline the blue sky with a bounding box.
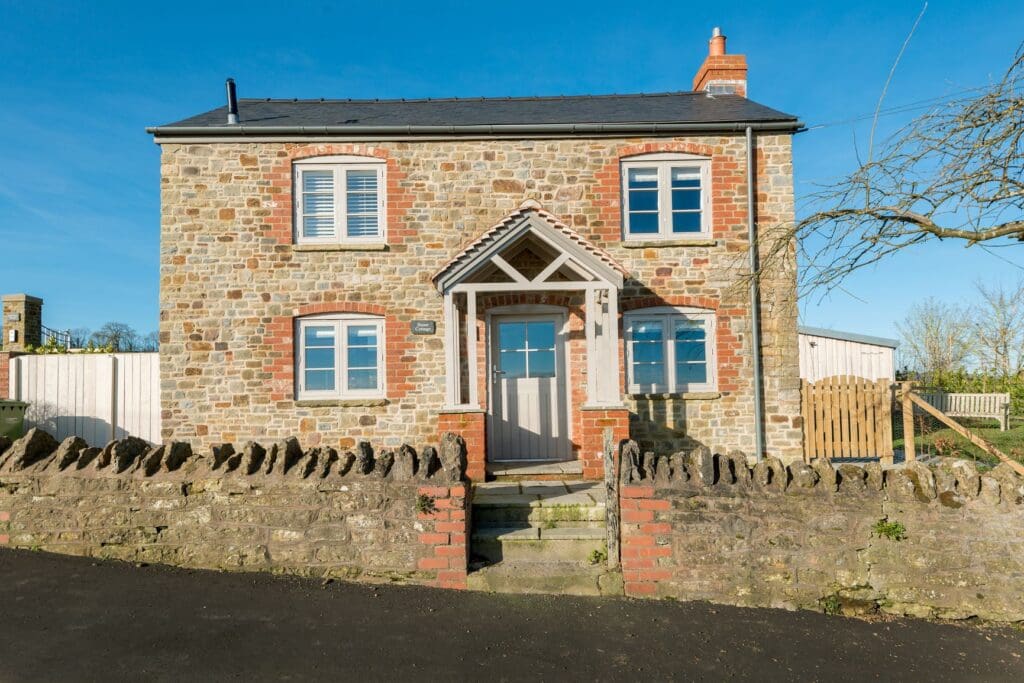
[1,0,1021,341]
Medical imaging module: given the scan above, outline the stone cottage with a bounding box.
[148,29,804,480]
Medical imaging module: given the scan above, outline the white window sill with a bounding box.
[621,239,717,248]
[293,243,389,252]
[295,398,389,407]
[628,391,721,400]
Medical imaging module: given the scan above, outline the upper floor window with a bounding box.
[624,307,716,393]
[293,156,386,245]
[296,314,385,400]
[621,153,711,240]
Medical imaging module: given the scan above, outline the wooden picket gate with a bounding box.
[801,375,894,461]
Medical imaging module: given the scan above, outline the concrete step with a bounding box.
[472,480,607,526]
[486,461,583,480]
[471,527,607,564]
[474,505,606,526]
[467,561,623,597]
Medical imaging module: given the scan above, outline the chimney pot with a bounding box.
[709,28,727,56]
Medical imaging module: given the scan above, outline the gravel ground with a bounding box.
[0,549,1021,682]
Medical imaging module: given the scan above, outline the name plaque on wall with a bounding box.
[411,320,436,335]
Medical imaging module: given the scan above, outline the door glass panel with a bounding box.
[498,322,526,351]
[497,320,558,379]
[526,321,555,351]
[499,349,527,378]
[528,350,556,378]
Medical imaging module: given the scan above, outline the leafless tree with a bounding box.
[68,327,91,349]
[140,331,160,353]
[89,322,141,352]
[776,42,1024,292]
[972,279,1024,377]
[896,298,974,381]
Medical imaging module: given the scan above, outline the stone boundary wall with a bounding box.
[0,429,469,589]
[618,443,1024,622]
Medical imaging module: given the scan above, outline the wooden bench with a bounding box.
[916,391,1011,431]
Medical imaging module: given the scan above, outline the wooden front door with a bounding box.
[487,315,571,461]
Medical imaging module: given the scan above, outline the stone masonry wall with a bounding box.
[618,443,1024,622]
[0,429,469,589]
[158,134,801,462]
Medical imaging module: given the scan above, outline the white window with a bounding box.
[621,153,711,240]
[296,314,385,400]
[625,307,716,393]
[293,155,386,244]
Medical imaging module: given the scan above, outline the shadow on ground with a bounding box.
[0,549,1021,682]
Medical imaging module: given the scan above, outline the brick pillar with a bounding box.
[2,294,43,352]
[579,407,630,480]
[437,410,486,481]
[620,484,672,596]
[0,351,22,400]
[416,484,469,589]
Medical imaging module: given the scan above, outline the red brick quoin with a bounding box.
[262,144,414,246]
[619,483,673,596]
[263,301,417,404]
[416,485,469,589]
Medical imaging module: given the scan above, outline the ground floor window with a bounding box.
[624,306,716,393]
[296,314,385,399]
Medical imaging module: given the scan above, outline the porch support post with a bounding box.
[585,287,598,406]
[604,286,620,404]
[466,290,479,407]
[443,292,459,406]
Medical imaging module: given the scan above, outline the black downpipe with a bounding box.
[226,78,239,125]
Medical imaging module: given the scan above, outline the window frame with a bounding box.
[295,313,386,400]
[620,153,712,241]
[624,306,717,394]
[293,155,387,245]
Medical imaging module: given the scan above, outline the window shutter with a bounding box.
[299,169,337,239]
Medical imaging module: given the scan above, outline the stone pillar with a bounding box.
[2,294,43,352]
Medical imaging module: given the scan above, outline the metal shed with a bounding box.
[798,326,898,382]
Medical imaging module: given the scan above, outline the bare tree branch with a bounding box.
[767,41,1024,293]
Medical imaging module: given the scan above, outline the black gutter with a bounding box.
[146,120,805,137]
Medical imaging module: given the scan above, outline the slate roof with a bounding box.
[148,92,801,136]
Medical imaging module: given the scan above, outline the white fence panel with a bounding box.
[9,353,161,446]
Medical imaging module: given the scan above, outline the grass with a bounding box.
[892,417,1024,468]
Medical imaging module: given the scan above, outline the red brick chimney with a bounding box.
[692,27,748,97]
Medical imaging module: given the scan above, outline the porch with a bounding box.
[433,202,631,480]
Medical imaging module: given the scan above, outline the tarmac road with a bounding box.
[0,549,1021,682]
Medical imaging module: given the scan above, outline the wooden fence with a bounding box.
[801,375,893,461]
[8,353,161,445]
